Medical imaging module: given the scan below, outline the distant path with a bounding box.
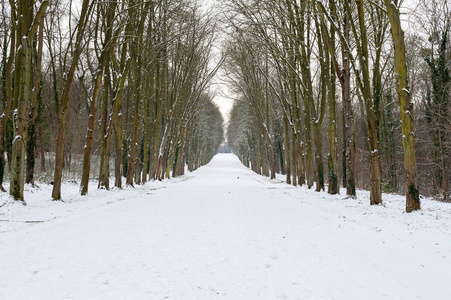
[1,154,450,299]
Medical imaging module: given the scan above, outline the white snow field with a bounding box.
[1,154,450,300]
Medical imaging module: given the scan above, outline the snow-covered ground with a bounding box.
[1,154,450,300]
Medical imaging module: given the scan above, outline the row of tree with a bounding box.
[225,0,450,211]
[0,0,224,203]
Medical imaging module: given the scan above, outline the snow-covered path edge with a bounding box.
[1,153,450,300]
[0,170,190,233]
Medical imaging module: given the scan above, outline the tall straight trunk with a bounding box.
[39,138,45,172]
[98,58,130,189]
[383,104,397,192]
[255,137,261,175]
[180,151,186,176]
[150,62,162,180]
[299,1,314,188]
[342,110,347,189]
[313,123,324,192]
[126,1,149,186]
[383,0,420,212]
[264,58,276,180]
[155,36,169,181]
[10,0,33,201]
[141,82,152,183]
[98,69,111,189]
[262,145,269,177]
[126,78,141,186]
[145,6,157,182]
[260,137,268,176]
[434,108,447,200]
[327,80,339,195]
[296,103,305,185]
[156,128,168,181]
[265,131,276,179]
[171,145,180,178]
[11,1,48,201]
[26,20,44,185]
[114,112,123,188]
[317,0,353,193]
[52,0,90,200]
[286,0,305,186]
[342,68,356,196]
[288,73,297,185]
[326,0,339,194]
[157,119,173,181]
[150,112,159,180]
[187,135,195,172]
[356,0,382,205]
[80,68,103,195]
[165,132,176,179]
[313,15,327,192]
[304,86,314,189]
[342,1,356,197]
[135,136,142,185]
[81,1,116,195]
[283,116,291,184]
[172,127,186,178]
[290,126,297,186]
[0,6,15,192]
[98,11,130,190]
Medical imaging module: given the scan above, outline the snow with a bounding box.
[13,135,23,143]
[1,154,451,299]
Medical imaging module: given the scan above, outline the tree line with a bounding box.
[0,0,224,203]
[225,0,450,211]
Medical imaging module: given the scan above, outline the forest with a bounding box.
[224,0,450,211]
[0,0,224,202]
[0,0,450,213]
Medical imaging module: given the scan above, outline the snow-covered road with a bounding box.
[1,154,450,299]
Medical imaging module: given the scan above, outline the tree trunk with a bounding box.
[80,68,103,195]
[10,0,33,201]
[141,83,152,183]
[283,116,291,184]
[11,1,48,201]
[26,19,44,186]
[127,81,141,186]
[52,0,90,200]
[325,1,339,194]
[0,4,15,192]
[383,0,420,212]
[342,1,356,197]
[114,112,123,189]
[81,1,116,195]
[98,48,112,190]
[356,0,382,204]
